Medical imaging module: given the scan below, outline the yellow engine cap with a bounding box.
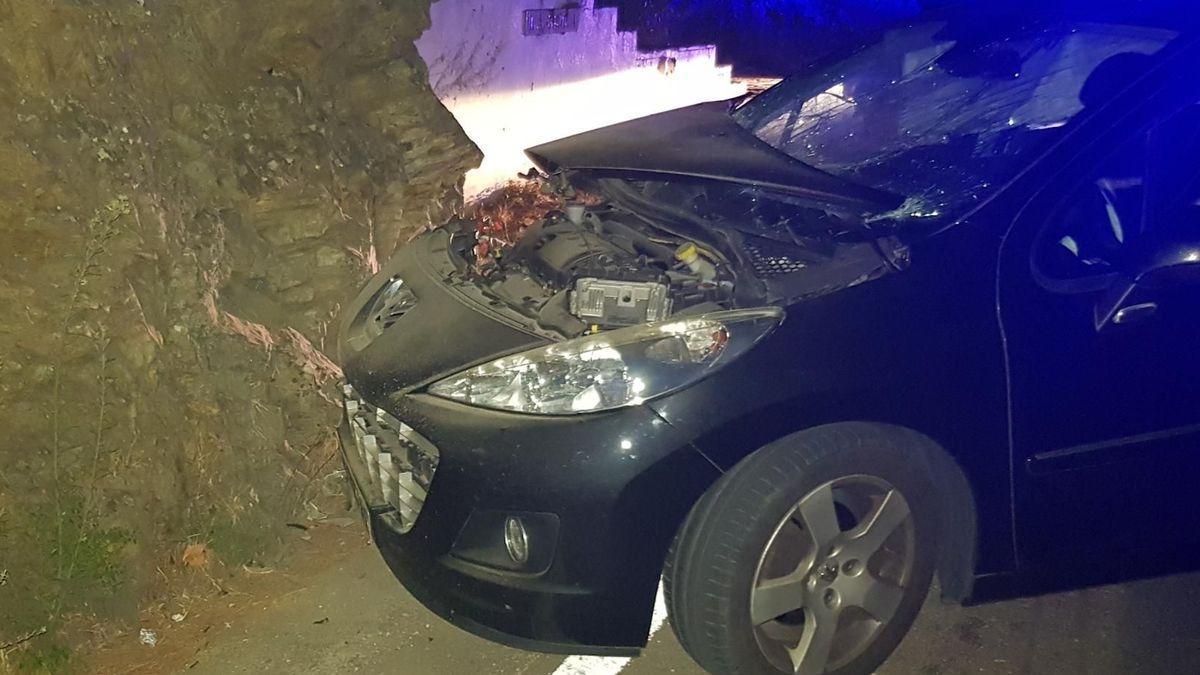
[675,242,700,262]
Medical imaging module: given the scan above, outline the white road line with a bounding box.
[551,581,668,675]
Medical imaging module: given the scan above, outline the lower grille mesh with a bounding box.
[343,385,439,533]
[745,241,810,277]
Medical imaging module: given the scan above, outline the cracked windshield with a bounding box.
[734,21,1178,227]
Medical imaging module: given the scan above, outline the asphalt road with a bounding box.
[176,539,1200,675]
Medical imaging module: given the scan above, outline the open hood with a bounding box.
[524,100,901,211]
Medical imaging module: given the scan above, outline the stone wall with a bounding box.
[0,0,478,665]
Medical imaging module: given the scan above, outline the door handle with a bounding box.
[1112,302,1158,325]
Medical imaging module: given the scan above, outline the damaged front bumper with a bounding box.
[340,385,439,534]
[336,387,721,655]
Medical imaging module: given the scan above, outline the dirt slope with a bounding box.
[0,0,477,668]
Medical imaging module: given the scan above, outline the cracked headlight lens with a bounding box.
[426,308,784,414]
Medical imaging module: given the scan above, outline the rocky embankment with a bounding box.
[0,0,477,667]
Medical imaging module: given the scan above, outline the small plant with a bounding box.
[12,642,70,674]
[45,196,133,616]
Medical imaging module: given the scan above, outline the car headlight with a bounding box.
[426,308,784,414]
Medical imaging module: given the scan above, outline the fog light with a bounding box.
[450,511,559,573]
[504,516,529,564]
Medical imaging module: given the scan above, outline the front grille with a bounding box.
[364,276,418,340]
[343,385,439,533]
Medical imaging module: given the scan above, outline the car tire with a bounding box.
[664,423,940,675]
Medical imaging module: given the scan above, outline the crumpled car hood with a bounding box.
[524,100,901,211]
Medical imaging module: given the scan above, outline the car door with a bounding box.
[1000,86,1200,563]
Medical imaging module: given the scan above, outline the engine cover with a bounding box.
[517,221,659,288]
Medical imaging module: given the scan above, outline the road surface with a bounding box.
[169,538,1200,675]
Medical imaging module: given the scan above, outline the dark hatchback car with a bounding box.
[336,10,1200,675]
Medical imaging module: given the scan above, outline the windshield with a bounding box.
[734,21,1179,226]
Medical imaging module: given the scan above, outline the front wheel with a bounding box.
[664,424,940,675]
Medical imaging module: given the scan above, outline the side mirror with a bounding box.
[1094,238,1200,331]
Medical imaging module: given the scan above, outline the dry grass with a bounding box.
[464,179,600,265]
[280,328,343,386]
[467,180,564,248]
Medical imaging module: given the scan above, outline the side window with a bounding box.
[1144,105,1200,231]
[1032,103,1200,292]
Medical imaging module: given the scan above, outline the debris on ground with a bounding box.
[0,626,47,654]
[182,544,211,570]
[138,629,157,648]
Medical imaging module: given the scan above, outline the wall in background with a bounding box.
[600,0,926,74]
[417,0,745,197]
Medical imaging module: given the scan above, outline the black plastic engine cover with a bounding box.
[513,220,662,288]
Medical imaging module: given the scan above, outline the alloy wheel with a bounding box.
[750,475,916,674]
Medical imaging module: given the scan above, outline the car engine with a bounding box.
[452,200,737,337]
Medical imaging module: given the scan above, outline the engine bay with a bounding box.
[448,199,740,337]
[447,173,911,339]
